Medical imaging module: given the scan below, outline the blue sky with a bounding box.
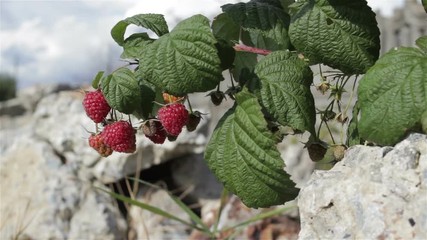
[0,0,405,89]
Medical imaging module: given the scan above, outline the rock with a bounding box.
[26,90,211,183]
[68,183,128,240]
[298,133,427,239]
[0,137,127,240]
[128,187,191,240]
[190,195,300,239]
[92,125,208,183]
[278,135,316,187]
[0,98,28,117]
[171,153,223,201]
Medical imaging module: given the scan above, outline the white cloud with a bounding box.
[0,0,411,89]
[0,2,126,88]
[367,0,404,16]
[124,0,245,28]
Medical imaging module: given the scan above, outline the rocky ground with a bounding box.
[0,84,425,239]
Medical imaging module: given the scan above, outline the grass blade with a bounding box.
[97,187,205,231]
[221,200,297,232]
[125,178,211,234]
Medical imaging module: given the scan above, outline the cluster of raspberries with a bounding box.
[83,89,200,157]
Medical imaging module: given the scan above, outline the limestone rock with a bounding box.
[171,153,223,201]
[25,90,210,183]
[298,133,427,239]
[128,187,191,240]
[0,137,127,240]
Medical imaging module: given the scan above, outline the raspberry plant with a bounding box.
[88,0,427,208]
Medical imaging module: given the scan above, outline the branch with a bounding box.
[233,44,272,55]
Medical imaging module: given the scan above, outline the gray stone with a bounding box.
[0,137,127,240]
[128,187,191,240]
[92,122,208,183]
[298,133,427,240]
[171,153,223,201]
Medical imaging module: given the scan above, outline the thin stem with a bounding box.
[316,120,324,140]
[186,97,193,113]
[229,70,235,88]
[317,100,335,139]
[213,188,229,234]
[324,120,336,144]
[220,201,297,233]
[233,43,272,55]
[115,182,129,212]
[318,64,324,80]
[132,151,142,199]
[125,178,135,200]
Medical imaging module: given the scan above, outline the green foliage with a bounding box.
[132,78,157,119]
[358,36,427,145]
[101,68,142,114]
[91,71,104,89]
[423,0,427,13]
[138,15,223,96]
[96,0,425,212]
[346,101,361,146]
[254,50,315,134]
[111,14,168,46]
[222,0,292,50]
[205,90,299,208]
[121,33,154,59]
[0,73,17,102]
[288,0,380,74]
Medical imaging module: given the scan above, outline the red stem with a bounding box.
[233,44,272,55]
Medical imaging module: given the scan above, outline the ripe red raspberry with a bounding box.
[157,103,189,136]
[83,89,111,123]
[144,120,167,144]
[89,134,113,157]
[101,121,136,153]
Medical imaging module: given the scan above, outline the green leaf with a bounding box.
[254,50,315,134]
[416,36,427,53]
[232,51,258,86]
[132,77,157,119]
[212,13,239,70]
[346,101,361,146]
[422,0,427,13]
[422,111,427,134]
[212,13,240,43]
[222,0,292,50]
[358,38,427,145]
[92,71,104,89]
[111,14,168,46]
[289,0,380,74]
[121,33,154,59]
[139,15,222,96]
[204,90,299,208]
[102,68,142,114]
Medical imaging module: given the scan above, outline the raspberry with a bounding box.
[157,103,189,136]
[141,119,158,137]
[83,89,111,123]
[89,134,113,157]
[101,121,136,153]
[207,90,225,106]
[144,121,167,144]
[333,145,347,161]
[186,111,202,132]
[307,141,327,162]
